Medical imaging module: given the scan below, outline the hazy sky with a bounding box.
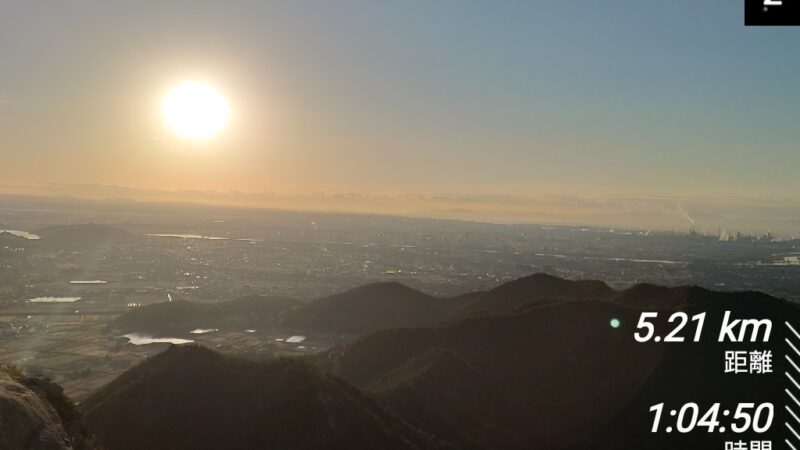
[1,1,800,230]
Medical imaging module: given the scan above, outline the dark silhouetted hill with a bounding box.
[566,285,797,449]
[112,295,299,334]
[32,273,795,450]
[329,281,797,449]
[81,345,451,450]
[281,282,470,334]
[454,273,615,316]
[0,366,98,450]
[335,300,662,449]
[367,348,510,450]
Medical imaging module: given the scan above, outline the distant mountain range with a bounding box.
[280,273,619,334]
[3,273,795,449]
[114,281,461,337]
[119,273,619,336]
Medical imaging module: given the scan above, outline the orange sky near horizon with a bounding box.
[1,1,799,234]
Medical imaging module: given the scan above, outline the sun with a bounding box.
[162,81,230,140]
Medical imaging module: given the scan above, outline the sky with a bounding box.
[1,1,800,232]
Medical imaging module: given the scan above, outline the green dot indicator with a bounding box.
[609,318,621,329]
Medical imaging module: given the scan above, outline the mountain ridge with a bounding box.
[81,344,453,450]
[7,273,796,450]
[280,281,467,334]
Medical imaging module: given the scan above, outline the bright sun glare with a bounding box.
[162,81,230,140]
